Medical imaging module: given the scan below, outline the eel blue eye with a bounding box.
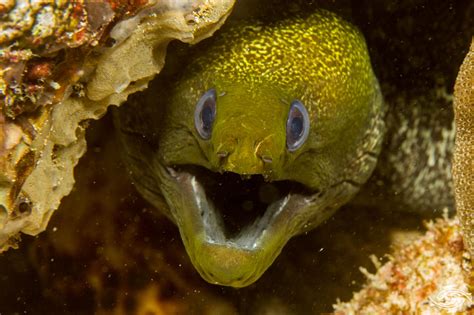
[286,100,310,152]
[194,89,217,140]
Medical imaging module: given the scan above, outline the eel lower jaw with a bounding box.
[162,165,320,287]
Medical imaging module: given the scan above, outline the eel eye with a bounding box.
[286,100,310,152]
[194,88,217,140]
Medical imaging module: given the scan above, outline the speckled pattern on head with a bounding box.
[183,10,374,119]
[161,10,383,191]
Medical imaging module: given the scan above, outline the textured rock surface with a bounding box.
[454,40,474,258]
[0,0,235,251]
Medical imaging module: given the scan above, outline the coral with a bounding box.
[333,216,473,313]
[0,0,235,251]
[1,1,146,118]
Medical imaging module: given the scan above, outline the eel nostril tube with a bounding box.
[217,151,228,159]
[261,155,273,164]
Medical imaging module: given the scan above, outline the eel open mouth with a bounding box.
[174,165,314,241]
[161,163,330,287]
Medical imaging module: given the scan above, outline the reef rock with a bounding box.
[0,0,235,251]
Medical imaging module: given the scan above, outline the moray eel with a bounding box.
[116,10,385,287]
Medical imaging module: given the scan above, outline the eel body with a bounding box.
[115,9,454,287]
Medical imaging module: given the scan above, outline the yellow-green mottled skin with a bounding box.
[117,10,384,287]
[160,11,379,189]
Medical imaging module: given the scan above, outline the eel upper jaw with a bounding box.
[160,165,341,287]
